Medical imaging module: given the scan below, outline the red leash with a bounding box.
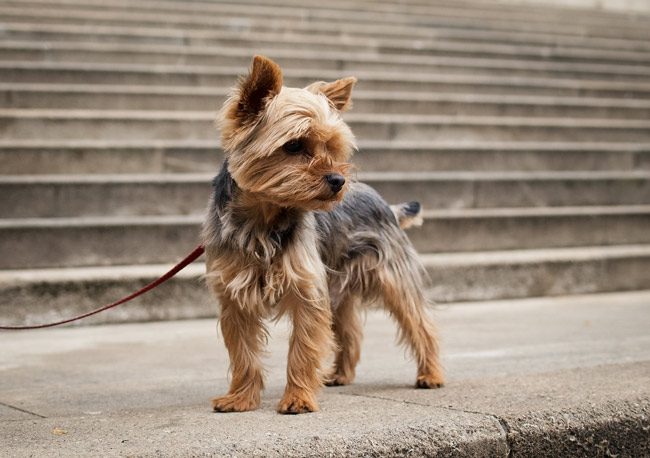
[0,245,205,331]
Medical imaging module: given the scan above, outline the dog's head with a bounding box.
[218,55,357,211]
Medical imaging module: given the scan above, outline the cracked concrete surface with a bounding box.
[1,291,649,456]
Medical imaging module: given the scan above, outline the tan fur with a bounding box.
[325,295,362,386]
[205,55,443,415]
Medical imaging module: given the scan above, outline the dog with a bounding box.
[202,55,443,414]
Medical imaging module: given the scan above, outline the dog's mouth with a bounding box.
[319,186,346,201]
[310,188,346,211]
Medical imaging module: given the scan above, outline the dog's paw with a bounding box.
[277,391,318,414]
[211,393,259,413]
[324,372,352,387]
[416,373,444,389]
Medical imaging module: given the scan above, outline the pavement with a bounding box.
[1,291,649,457]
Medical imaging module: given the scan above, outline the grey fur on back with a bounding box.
[204,162,427,309]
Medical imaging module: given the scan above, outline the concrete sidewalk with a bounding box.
[1,291,649,457]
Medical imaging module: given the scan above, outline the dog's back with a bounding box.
[314,182,427,306]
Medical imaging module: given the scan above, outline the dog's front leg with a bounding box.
[212,294,267,412]
[278,287,333,414]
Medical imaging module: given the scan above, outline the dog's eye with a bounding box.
[283,139,305,155]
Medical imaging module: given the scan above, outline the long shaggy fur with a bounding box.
[204,55,443,415]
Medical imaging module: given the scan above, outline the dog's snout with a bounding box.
[326,174,346,193]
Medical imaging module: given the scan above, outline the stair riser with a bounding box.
[2,117,649,142]
[2,215,649,268]
[1,146,647,174]
[0,223,201,269]
[4,48,649,81]
[0,272,212,326]
[0,146,217,175]
[3,254,649,326]
[413,214,650,252]
[2,179,650,218]
[3,68,648,99]
[3,90,649,119]
[427,254,650,302]
[353,148,650,173]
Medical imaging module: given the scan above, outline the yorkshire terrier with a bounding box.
[203,55,443,415]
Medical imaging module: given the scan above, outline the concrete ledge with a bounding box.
[1,295,648,456]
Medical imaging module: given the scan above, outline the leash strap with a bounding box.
[0,245,205,331]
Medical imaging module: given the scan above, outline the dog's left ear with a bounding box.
[236,55,283,122]
[307,77,357,112]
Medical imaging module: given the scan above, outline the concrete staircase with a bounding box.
[1,0,650,326]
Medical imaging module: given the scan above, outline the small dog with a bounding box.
[203,55,443,414]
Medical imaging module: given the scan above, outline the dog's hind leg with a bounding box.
[378,248,444,389]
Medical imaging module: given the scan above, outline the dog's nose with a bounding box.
[326,174,346,193]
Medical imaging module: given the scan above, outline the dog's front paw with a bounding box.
[277,390,318,414]
[416,373,444,389]
[211,393,260,413]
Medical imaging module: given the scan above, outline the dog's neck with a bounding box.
[206,161,304,258]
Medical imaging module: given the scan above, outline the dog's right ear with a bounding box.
[235,55,283,123]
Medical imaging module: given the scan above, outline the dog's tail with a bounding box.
[390,201,423,230]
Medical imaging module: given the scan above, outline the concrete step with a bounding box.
[2,141,648,175]
[1,296,648,457]
[1,0,648,41]
[4,62,649,99]
[1,207,649,269]
[3,41,650,81]
[3,173,650,218]
[7,0,647,29]
[4,84,650,119]
[2,245,649,325]
[4,16,650,56]
[3,21,650,66]
[0,296,649,457]
[2,110,649,143]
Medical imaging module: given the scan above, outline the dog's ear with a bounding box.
[236,55,283,122]
[307,77,357,112]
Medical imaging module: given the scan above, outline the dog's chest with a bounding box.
[209,248,291,314]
